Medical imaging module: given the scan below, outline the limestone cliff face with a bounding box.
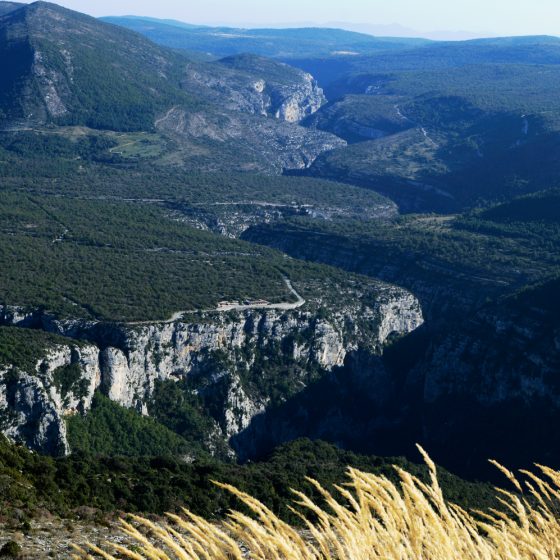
[271,73,325,123]
[0,287,423,456]
[183,56,326,123]
[0,344,100,455]
[48,294,422,412]
[158,56,342,174]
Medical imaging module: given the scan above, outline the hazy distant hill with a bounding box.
[0,1,20,15]
[111,15,204,30]
[101,16,429,58]
[290,35,560,87]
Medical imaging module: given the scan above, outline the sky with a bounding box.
[20,0,560,38]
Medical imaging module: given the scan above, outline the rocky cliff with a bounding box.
[227,280,560,470]
[0,283,423,457]
[183,55,326,123]
[169,199,397,239]
[0,343,100,455]
[410,279,560,474]
[155,105,346,174]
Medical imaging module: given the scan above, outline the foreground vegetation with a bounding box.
[75,447,560,559]
[0,437,497,526]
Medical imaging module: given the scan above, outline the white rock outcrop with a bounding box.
[0,344,100,455]
[0,286,423,456]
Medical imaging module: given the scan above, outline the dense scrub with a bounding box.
[243,202,560,317]
[0,327,85,372]
[76,448,555,560]
[0,436,497,525]
[67,394,195,458]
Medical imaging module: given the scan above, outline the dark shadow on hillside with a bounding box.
[292,110,560,214]
[230,327,430,468]
[231,276,560,482]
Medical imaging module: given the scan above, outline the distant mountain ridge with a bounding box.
[0,1,21,15]
[111,15,205,30]
[101,15,495,42]
[100,16,430,58]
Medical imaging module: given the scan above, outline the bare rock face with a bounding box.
[93,287,421,414]
[100,348,138,410]
[386,279,560,475]
[182,56,326,123]
[0,285,423,457]
[272,72,325,123]
[0,344,101,455]
[89,311,351,413]
[223,376,266,439]
[0,371,65,455]
[159,56,343,174]
[376,294,427,344]
[156,106,346,173]
[33,50,69,118]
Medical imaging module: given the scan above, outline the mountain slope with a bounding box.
[181,54,326,122]
[0,1,21,15]
[0,1,344,172]
[298,61,560,211]
[0,1,194,131]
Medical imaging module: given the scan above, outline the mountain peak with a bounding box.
[0,1,23,16]
[7,0,79,18]
[0,0,189,131]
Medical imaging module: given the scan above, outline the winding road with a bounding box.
[215,279,305,312]
[126,278,305,326]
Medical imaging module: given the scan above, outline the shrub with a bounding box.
[0,542,21,558]
[74,447,560,559]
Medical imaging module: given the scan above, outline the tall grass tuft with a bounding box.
[73,445,560,559]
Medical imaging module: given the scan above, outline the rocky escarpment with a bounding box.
[156,105,346,173]
[229,280,560,469]
[154,47,345,174]
[0,343,100,455]
[407,279,560,475]
[169,200,398,239]
[183,55,326,123]
[0,284,423,457]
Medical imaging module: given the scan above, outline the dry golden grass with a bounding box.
[72,446,560,559]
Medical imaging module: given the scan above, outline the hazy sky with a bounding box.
[22,0,560,37]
